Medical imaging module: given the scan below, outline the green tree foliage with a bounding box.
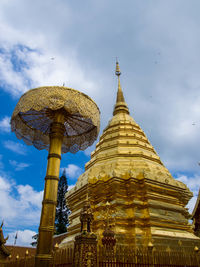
[55,169,70,235]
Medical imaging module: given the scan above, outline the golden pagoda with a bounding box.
[61,62,200,250]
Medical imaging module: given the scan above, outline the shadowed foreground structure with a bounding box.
[0,222,10,265]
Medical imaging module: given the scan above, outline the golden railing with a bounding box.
[4,246,73,267]
[4,245,200,267]
[98,245,200,267]
[3,256,35,267]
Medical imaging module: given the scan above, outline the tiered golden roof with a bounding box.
[75,62,186,190]
[63,62,199,250]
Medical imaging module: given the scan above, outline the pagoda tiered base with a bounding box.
[61,174,200,251]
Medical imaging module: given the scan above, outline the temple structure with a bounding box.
[61,62,200,250]
[0,222,10,264]
[192,189,200,237]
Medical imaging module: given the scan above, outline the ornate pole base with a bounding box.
[73,232,97,267]
[35,113,65,267]
[35,254,52,267]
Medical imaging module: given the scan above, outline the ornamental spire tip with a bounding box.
[115,59,121,77]
[113,60,129,116]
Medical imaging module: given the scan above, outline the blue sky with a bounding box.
[1,0,200,246]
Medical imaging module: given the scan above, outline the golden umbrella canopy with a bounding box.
[10,86,100,267]
[11,86,100,153]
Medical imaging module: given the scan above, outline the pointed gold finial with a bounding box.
[115,59,121,77]
[55,243,59,249]
[148,241,154,251]
[113,60,129,116]
[106,201,110,207]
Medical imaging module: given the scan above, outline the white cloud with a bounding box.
[0,116,10,133]
[0,48,29,96]
[3,140,27,155]
[0,0,200,238]
[61,164,82,179]
[68,184,75,191]
[9,160,30,171]
[0,175,43,230]
[0,39,97,98]
[0,1,101,100]
[17,184,43,209]
[0,173,72,246]
[6,229,36,247]
[0,175,12,191]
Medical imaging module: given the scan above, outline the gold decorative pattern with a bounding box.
[11,86,100,267]
[11,86,100,153]
[63,63,198,251]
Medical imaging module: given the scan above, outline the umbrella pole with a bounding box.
[35,112,65,267]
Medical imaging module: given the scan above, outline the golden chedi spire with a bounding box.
[83,60,189,182]
[84,60,166,171]
[113,60,129,116]
[64,61,196,251]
